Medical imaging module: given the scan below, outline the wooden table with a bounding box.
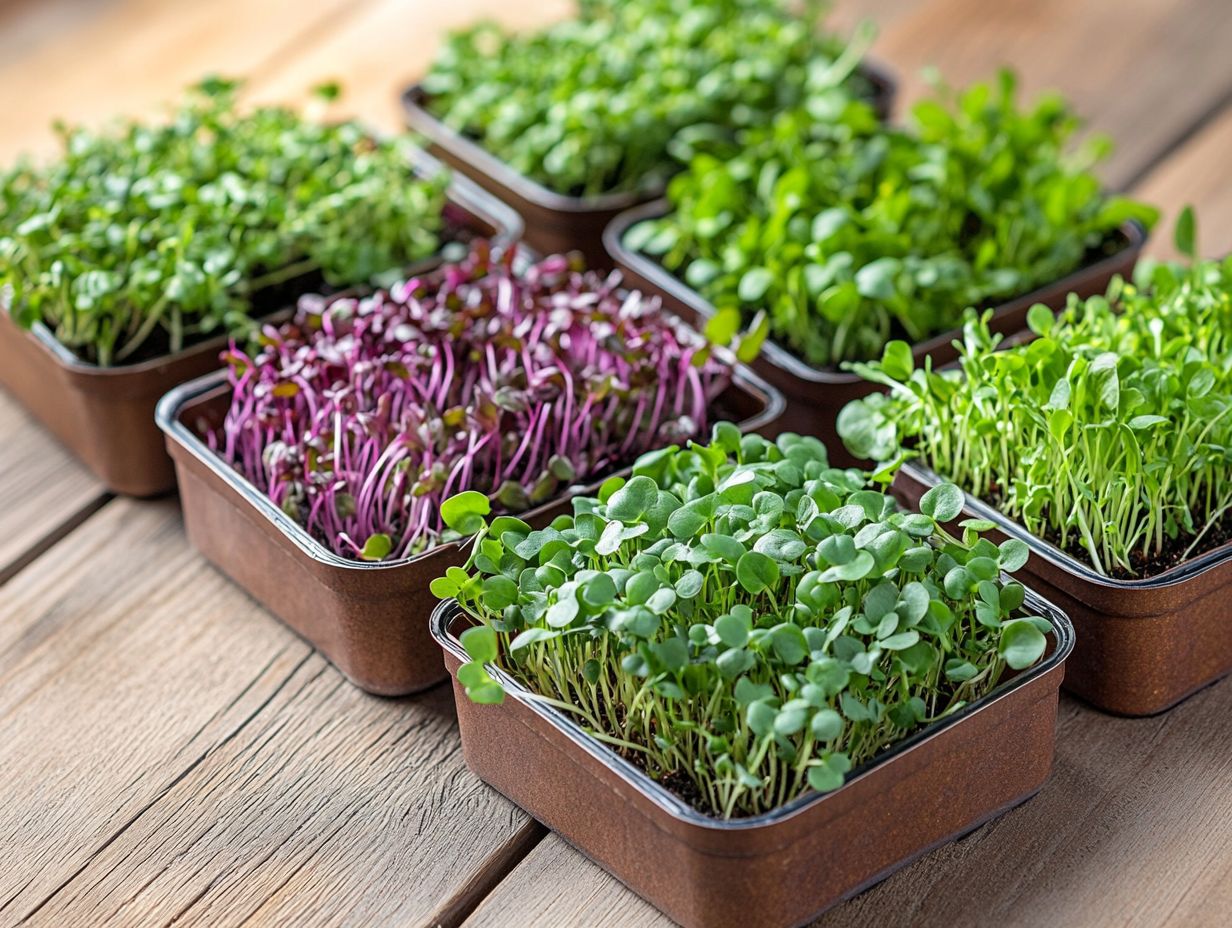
[1,1,1230,925]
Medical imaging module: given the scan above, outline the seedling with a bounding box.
[629,70,1157,368]
[214,244,736,562]
[437,426,1051,818]
[840,210,1232,579]
[0,78,448,365]
[422,0,874,197]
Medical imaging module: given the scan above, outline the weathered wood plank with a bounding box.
[462,682,1232,928]
[0,500,312,920]
[0,500,535,927]
[843,0,1232,190]
[244,0,574,133]
[0,0,362,162]
[0,396,104,586]
[1130,103,1232,260]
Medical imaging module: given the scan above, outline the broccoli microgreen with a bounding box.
[0,78,448,365]
[421,0,876,197]
[437,427,1051,819]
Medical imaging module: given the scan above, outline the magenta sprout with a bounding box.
[210,242,735,561]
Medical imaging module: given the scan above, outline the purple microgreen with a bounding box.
[212,243,735,562]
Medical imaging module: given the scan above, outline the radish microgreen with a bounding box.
[214,245,735,562]
[438,427,1051,818]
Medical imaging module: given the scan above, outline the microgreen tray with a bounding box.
[0,149,520,497]
[157,366,783,695]
[432,591,1073,928]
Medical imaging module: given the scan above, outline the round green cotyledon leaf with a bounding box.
[606,476,659,523]
[919,483,964,523]
[810,708,843,742]
[359,533,392,561]
[460,625,498,664]
[999,619,1048,670]
[441,491,492,535]
[736,550,780,595]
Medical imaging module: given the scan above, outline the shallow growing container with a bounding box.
[157,368,784,696]
[893,461,1232,717]
[400,63,895,269]
[0,149,521,497]
[606,203,1148,465]
[432,592,1074,928]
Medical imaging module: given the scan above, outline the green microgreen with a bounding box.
[839,211,1232,579]
[630,69,1158,368]
[421,0,876,197]
[437,426,1051,819]
[0,77,449,365]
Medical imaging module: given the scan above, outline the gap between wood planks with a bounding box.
[0,489,552,927]
[0,493,110,588]
[0,499,546,926]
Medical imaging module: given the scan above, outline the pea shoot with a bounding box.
[629,70,1157,368]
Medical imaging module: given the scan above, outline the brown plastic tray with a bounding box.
[0,147,522,497]
[892,461,1232,717]
[432,592,1074,928]
[157,367,784,696]
[606,201,1148,465]
[400,61,895,269]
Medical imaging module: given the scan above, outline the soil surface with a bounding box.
[986,487,1232,580]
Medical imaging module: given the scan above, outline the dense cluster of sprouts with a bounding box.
[213,243,735,561]
[839,223,1232,578]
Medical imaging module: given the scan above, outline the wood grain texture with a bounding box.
[1,0,1231,927]
[1130,104,1232,260]
[837,0,1232,190]
[0,0,360,162]
[0,499,533,927]
[462,683,1232,928]
[0,395,104,585]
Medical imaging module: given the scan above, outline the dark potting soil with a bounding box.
[1057,513,1232,581]
[986,488,1232,581]
[619,745,712,816]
